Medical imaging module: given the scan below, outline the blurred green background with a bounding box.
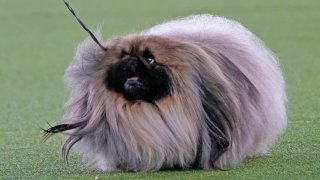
[0,0,319,179]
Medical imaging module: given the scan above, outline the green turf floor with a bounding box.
[1,0,319,179]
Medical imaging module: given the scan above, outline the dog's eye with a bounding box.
[146,58,155,65]
[143,49,156,67]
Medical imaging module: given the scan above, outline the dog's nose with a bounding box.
[128,56,139,66]
[129,56,138,62]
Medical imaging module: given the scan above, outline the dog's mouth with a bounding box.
[122,73,152,101]
[124,75,144,90]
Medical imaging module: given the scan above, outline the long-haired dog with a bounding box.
[43,1,287,172]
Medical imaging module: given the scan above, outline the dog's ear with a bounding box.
[41,121,87,141]
[191,81,231,169]
[200,84,231,166]
[41,121,86,160]
[41,91,90,141]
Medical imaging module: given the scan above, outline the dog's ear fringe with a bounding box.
[74,30,105,63]
[199,84,232,167]
[64,30,105,90]
[61,136,83,161]
[41,121,87,142]
[41,123,84,161]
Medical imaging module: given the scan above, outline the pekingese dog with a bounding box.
[43,1,287,172]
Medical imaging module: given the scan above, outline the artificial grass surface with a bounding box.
[0,0,319,179]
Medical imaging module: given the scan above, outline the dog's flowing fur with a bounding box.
[43,15,287,172]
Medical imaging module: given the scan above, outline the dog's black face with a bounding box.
[106,49,172,102]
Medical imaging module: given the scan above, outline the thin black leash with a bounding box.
[63,0,107,51]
